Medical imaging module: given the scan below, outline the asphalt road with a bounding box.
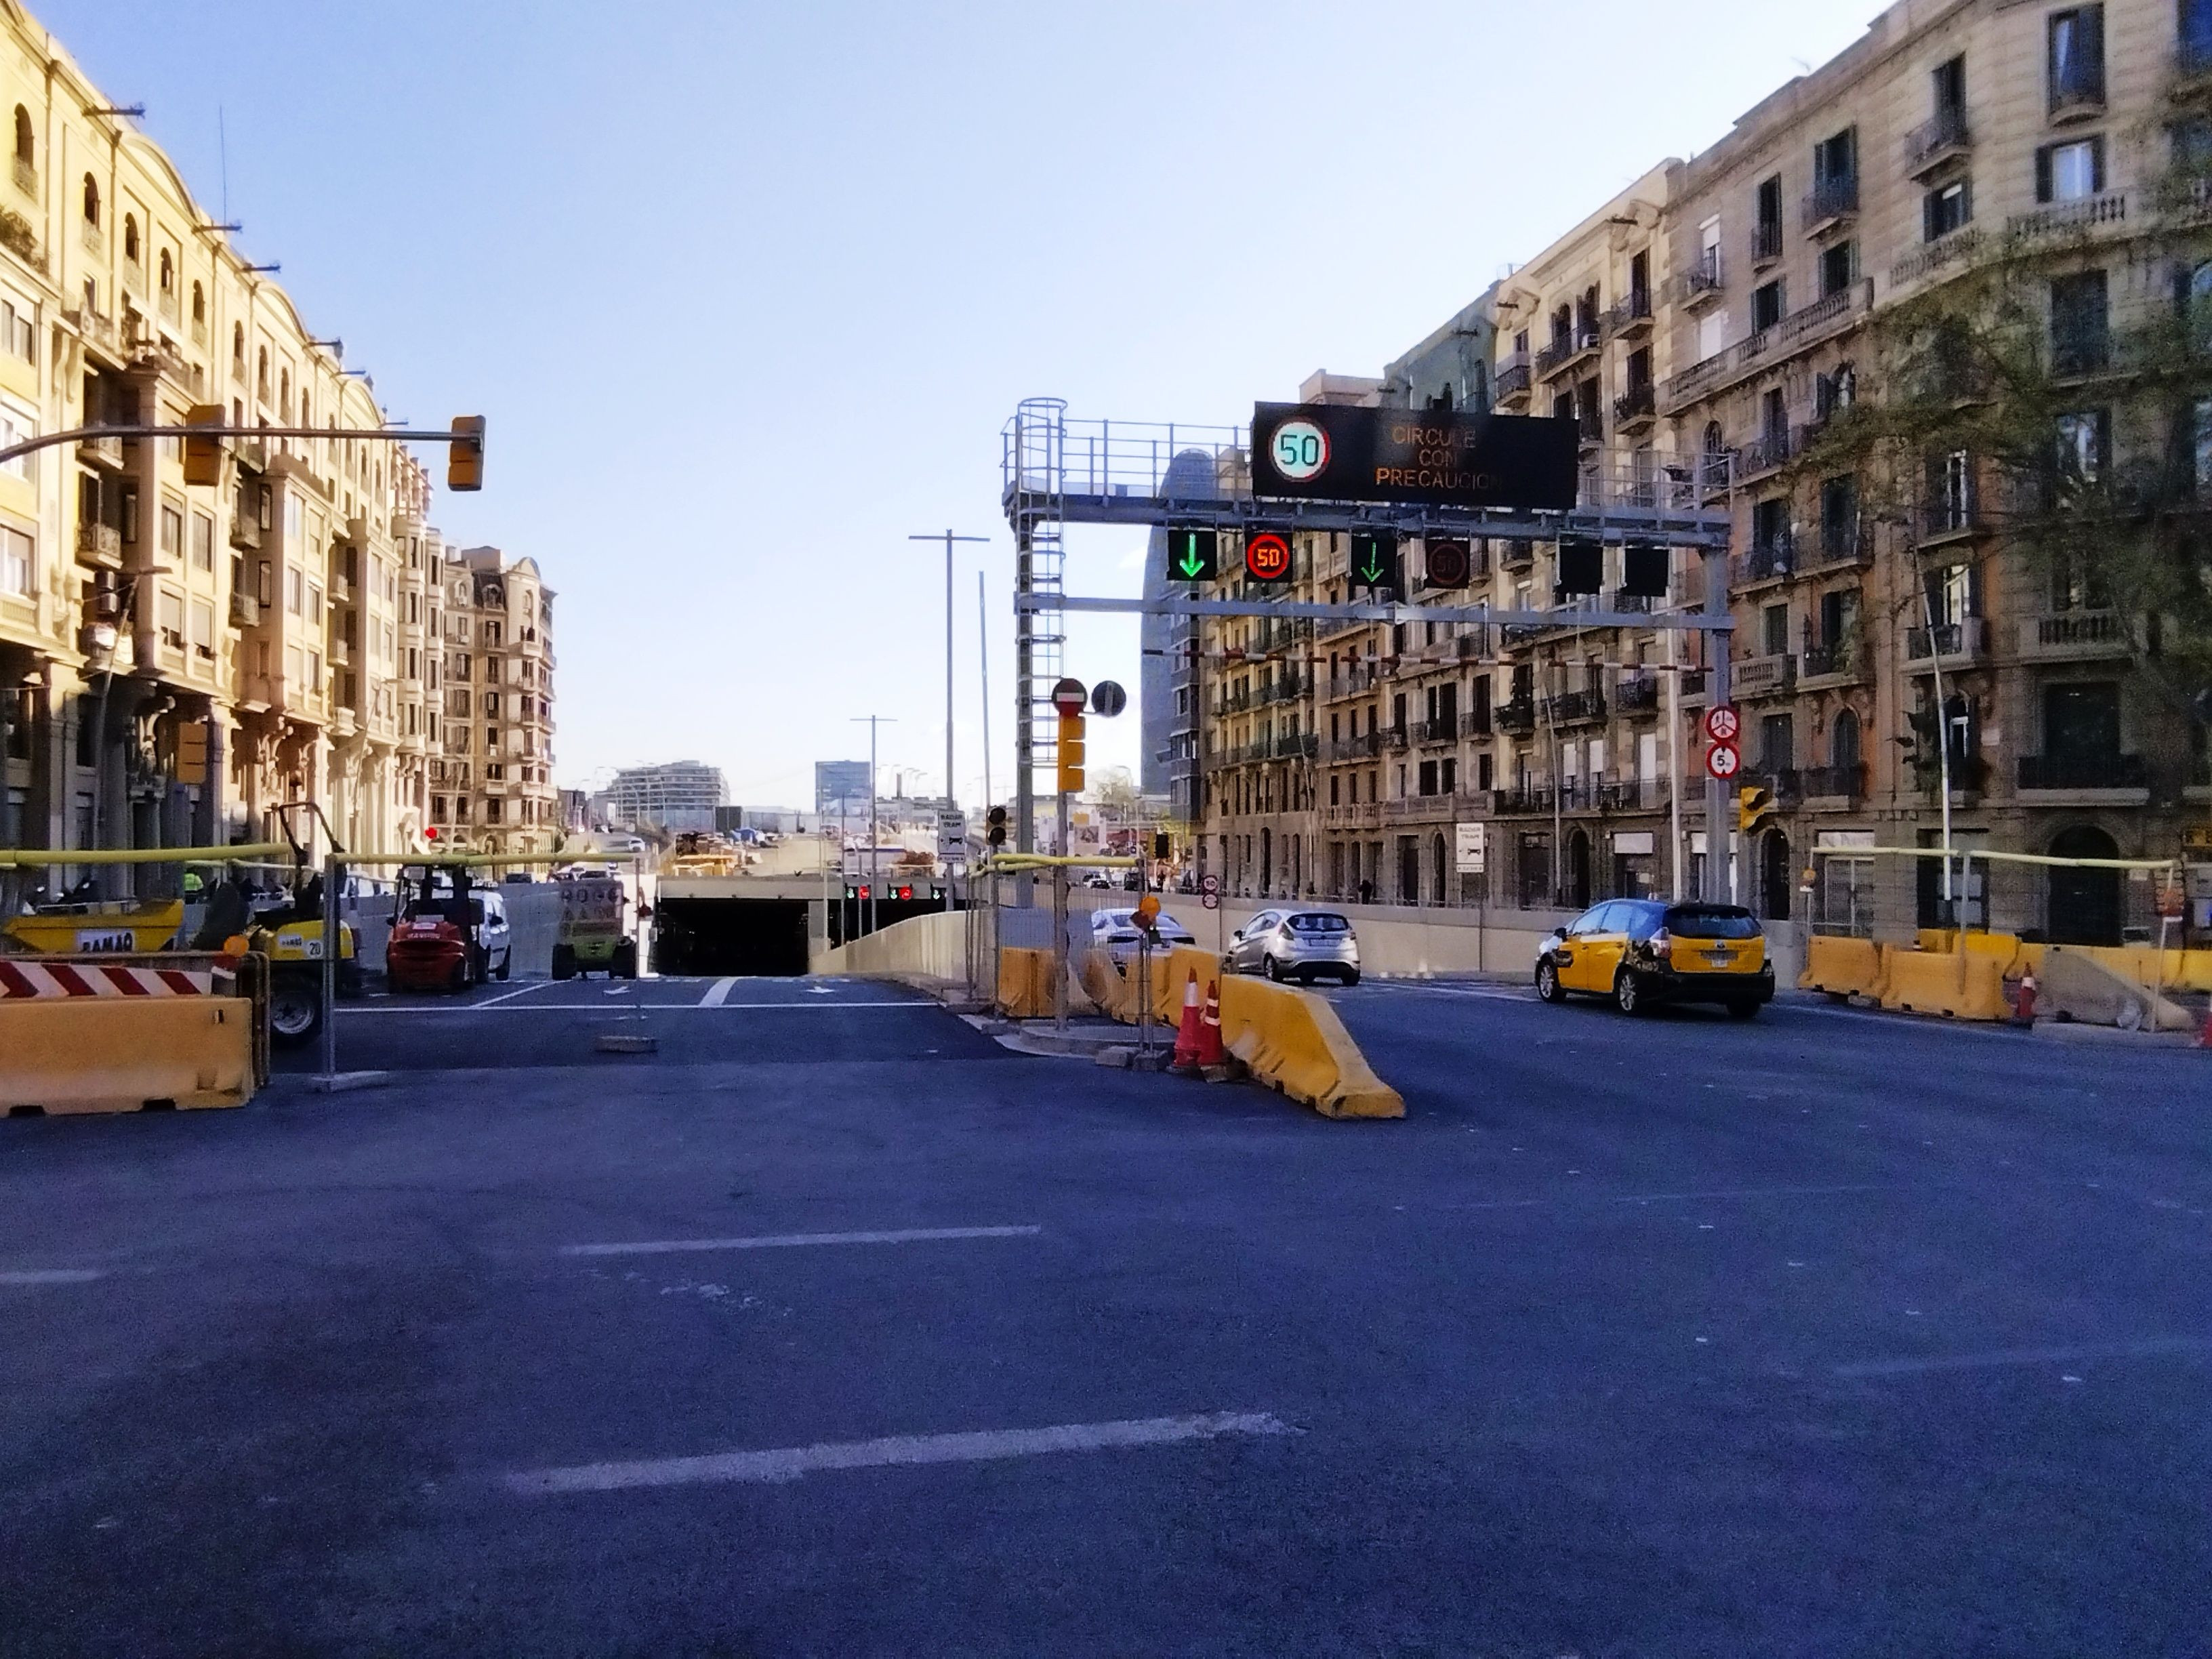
[3,975,2207,1657]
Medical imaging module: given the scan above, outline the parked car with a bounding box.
[1087,907,1197,962]
[1227,909,1361,985]
[1534,899,1771,1017]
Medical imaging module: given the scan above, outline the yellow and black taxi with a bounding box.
[1534,899,1773,1019]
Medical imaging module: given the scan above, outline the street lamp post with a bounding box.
[912,531,988,913]
[851,714,895,937]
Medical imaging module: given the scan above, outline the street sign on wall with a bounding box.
[1251,403,1579,511]
[1454,822,1488,875]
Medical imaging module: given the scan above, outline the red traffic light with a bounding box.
[895,885,914,901]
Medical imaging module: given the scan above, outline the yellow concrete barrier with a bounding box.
[994,948,1054,1019]
[1799,934,1883,999]
[2077,943,2212,994]
[1217,977,1403,1120]
[1877,949,2011,1021]
[1,998,256,1114]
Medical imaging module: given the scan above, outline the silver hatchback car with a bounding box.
[1227,909,1361,985]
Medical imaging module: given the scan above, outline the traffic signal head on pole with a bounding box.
[985,806,1008,848]
[1350,531,1400,597]
[182,404,226,488]
[447,415,486,492]
[1057,712,1086,795]
[1738,784,1777,835]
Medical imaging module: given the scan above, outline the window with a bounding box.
[286,565,302,615]
[1754,176,1783,260]
[2050,269,2109,373]
[0,523,30,595]
[1752,279,1784,332]
[159,503,182,562]
[2048,6,2106,110]
[0,403,34,482]
[232,322,243,369]
[157,587,183,650]
[190,282,204,329]
[2054,408,2110,489]
[190,512,213,571]
[158,249,172,296]
[1932,54,1966,123]
[1762,604,1790,657]
[255,345,268,400]
[80,173,96,226]
[1924,178,1972,241]
[190,598,213,660]
[122,214,138,264]
[12,104,29,169]
[2037,136,2104,202]
[1820,241,1856,298]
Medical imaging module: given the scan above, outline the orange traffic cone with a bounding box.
[1171,970,1205,1070]
[1193,979,1227,1069]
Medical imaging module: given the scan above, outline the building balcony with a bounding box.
[1680,669,1708,704]
[1807,518,1873,569]
[1802,177,1860,235]
[1544,689,1607,727]
[1324,802,1382,829]
[1615,673,1661,714]
[75,522,122,569]
[1498,540,1536,572]
[1891,228,1986,292]
[1536,325,1603,381]
[1497,698,1537,737]
[1906,616,1990,666]
[2049,65,2106,123]
[1382,726,1410,753]
[1799,637,1871,685]
[1675,249,1724,310]
[2021,608,2131,661]
[1605,293,1655,337]
[1905,108,1971,179]
[1613,383,1656,431]
[2007,190,2125,243]
[1576,409,1605,451]
[1492,784,1555,815]
[1273,731,1319,761]
[229,510,262,552]
[1494,357,1532,407]
[1418,715,1458,746]
[1802,762,1865,802]
[1920,491,1986,546]
[1659,281,1872,413]
[1385,795,1454,824]
[1733,652,1797,699]
[1735,533,1796,588]
[1461,706,1492,738]
[1750,220,1784,267]
[228,592,260,628]
[1737,427,1794,480]
[1742,766,1803,804]
[2017,752,2148,801]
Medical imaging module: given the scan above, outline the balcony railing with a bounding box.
[1494,357,1532,404]
[1733,653,1797,697]
[1492,784,1555,815]
[77,432,125,470]
[1809,518,1872,567]
[1418,716,1458,745]
[1906,617,1989,661]
[1906,108,1971,176]
[1382,726,1410,752]
[1738,427,1794,477]
[2049,62,2105,119]
[1615,674,1660,713]
[1462,706,1492,738]
[1536,325,1601,380]
[1497,698,1537,736]
[2018,752,2146,792]
[1614,383,1656,427]
[10,157,33,199]
[1677,249,1723,306]
[1606,292,1654,334]
[1544,689,1607,726]
[1738,532,1796,586]
[1800,637,1868,681]
[1498,541,1535,571]
[1661,280,1872,411]
[2026,609,2128,654]
[1273,731,1318,760]
[1922,488,1983,541]
[2007,190,2125,242]
[228,510,262,552]
[1741,765,1803,802]
[1750,220,1784,265]
[1803,762,1865,800]
[1891,227,1986,290]
[1802,176,1860,230]
[75,522,121,565]
[228,592,260,628]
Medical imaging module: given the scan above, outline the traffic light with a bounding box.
[447,415,486,492]
[1738,785,1778,835]
[1556,536,1603,596]
[1166,527,1217,583]
[175,718,209,785]
[1349,531,1399,598]
[182,403,225,488]
[1151,832,1170,861]
[1057,711,1086,795]
[985,806,1008,848]
[894,884,914,902]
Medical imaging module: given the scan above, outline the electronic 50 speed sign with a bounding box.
[1268,417,1331,484]
[1244,530,1294,584]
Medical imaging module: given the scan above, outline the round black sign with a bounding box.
[1090,680,1127,718]
[1425,539,1472,588]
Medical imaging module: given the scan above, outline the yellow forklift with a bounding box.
[215,803,362,1047]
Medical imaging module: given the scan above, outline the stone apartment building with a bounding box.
[427,548,558,861]
[0,0,551,885]
[1201,0,2212,945]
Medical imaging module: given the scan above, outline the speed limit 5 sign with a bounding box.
[1706,741,1742,781]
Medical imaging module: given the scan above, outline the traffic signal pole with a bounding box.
[912,531,989,915]
[1702,542,1734,905]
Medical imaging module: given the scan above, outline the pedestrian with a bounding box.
[1358,878,1374,905]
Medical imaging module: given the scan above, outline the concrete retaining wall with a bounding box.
[811,909,970,984]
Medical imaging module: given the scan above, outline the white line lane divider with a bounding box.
[0,1268,106,1286]
[338,999,934,1016]
[560,1225,1044,1258]
[505,1410,1296,1495]
[699,977,738,1008]
[1834,1336,2212,1378]
[472,982,550,1010]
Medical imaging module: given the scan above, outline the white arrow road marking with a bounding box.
[559,1225,1042,1258]
[699,977,738,1007]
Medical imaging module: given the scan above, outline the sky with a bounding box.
[39,0,1888,812]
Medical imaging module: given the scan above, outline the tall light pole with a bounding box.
[851,715,894,936]
[912,531,988,912]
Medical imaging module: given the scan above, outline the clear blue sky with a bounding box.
[41,0,1884,809]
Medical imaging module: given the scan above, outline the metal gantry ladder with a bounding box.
[1012,398,1067,810]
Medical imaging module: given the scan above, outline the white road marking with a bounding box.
[0,1268,104,1286]
[338,999,933,1016]
[560,1224,1042,1258]
[699,977,739,1008]
[472,983,547,1010]
[505,1410,1294,1495]
[1835,1336,2212,1378]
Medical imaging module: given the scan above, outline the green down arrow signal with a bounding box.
[1358,554,1386,583]
[1179,548,1207,578]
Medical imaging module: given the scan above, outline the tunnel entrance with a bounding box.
[651,898,811,977]
[825,897,956,947]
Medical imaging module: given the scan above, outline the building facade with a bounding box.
[1195,0,2212,945]
[595,758,726,830]
[427,548,558,859]
[0,1,552,888]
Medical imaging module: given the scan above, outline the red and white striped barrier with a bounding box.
[0,959,217,1000]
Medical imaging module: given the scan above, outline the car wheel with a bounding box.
[1614,970,1643,1017]
[495,949,512,982]
[1536,959,1565,1004]
[1263,955,1282,982]
[1342,970,1361,987]
[1727,999,1761,1021]
[552,945,576,981]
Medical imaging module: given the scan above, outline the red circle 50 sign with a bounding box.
[1244,531,1293,583]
